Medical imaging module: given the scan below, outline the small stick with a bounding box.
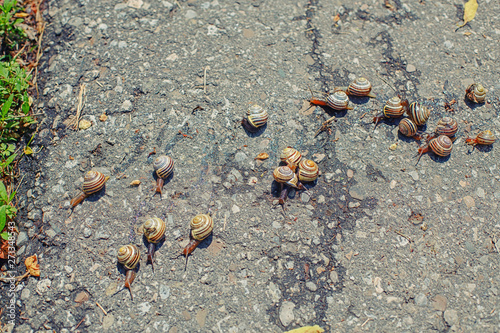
[361,318,372,327]
[203,66,208,94]
[359,112,368,119]
[175,0,183,10]
[222,214,227,231]
[96,302,108,316]
[75,317,85,329]
[394,230,412,242]
[314,116,336,137]
[74,83,86,130]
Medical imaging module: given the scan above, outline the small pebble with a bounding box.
[406,64,416,72]
[83,228,92,238]
[409,171,419,181]
[305,282,317,291]
[279,301,295,327]
[463,196,475,208]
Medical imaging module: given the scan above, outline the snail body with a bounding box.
[143,217,166,271]
[298,159,319,182]
[280,146,302,171]
[417,135,453,164]
[373,96,409,127]
[398,118,422,140]
[70,170,109,207]
[344,77,376,98]
[153,155,174,195]
[242,104,268,132]
[465,83,486,104]
[407,102,430,125]
[465,130,496,146]
[182,214,214,269]
[117,244,140,300]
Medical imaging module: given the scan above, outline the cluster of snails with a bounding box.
[115,214,214,299]
[309,77,376,111]
[273,146,319,205]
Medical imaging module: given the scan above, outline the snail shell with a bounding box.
[398,118,418,137]
[143,217,166,244]
[465,83,486,103]
[153,155,174,179]
[435,117,458,138]
[407,102,430,125]
[466,130,496,146]
[326,90,351,110]
[298,159,319,182]
[190,214,214,241]
[117,244,140,270]
[383,96,407,118]
[280,146,302,168]
[346,77,376,98]
[246,104,268,129]
[273,166,299,188]
[82,171,108,195]
[429,135,453,157]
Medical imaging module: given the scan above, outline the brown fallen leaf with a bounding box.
[284,326,325,333]
[457,0,478,29]
[129,180,141,186]
[99,113,108,122]
[254,153,269,160]
[25,254,40,277]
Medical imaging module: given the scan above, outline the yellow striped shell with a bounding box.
[280,146,302,167]
[435,117,458,138]
[383,96,406,118]
[346,77,374,97]
[117,244,140,270]
[246,104,268,129]
[429,135,453,157]
[153,155,174,179]
[143,217,166,243]
[326,90,350,110]
[465,83,486,103]
[273,166,299,188]
[82,171,109,195]
[407,102,430,125]
[466,130,496,146]
[298,159,319,182]
[190,214,213,241]
[398,118,418,137]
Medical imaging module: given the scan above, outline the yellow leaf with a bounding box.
[457,0,478,28]
[24,146,33,155]
[284,326,325,333]
[25,254,40,277]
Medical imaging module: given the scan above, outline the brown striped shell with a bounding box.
[326,90,350,110]
[346,77,374,97]
[273,166,299,188]
[153,155,174,179]
[246,104,268,129]
[465,83,486,104]
[117,244,140,270]
[383,96,406,118]
[398,118,418,137]
[466,130,496,146]
[280,146,302,167]
[435,117,458,138]
[407,102,430,125]
[143,217,166,244]
[298,159,319,182]
[190,214,213,241]
[82,171,109,195]
[429,135,453,157]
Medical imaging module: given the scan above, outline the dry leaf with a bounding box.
[457,0,478,28]
[389,143,398,151]
[254,153,269,160]
[25,254,40,277]
[99,113,108,122]
[284,326,325,333]
[129,180,141,186]
[207,239,225,256]
[24,146,33,155]
[79,119,92,130]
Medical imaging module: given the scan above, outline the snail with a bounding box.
[182,214,214,270]
[116,244,140,300]
[465,83,486,104]
[153,155,174,195]
[280,146,302,171]
[343,77,376,98]
[310,90,353,111]
[373,96,409,127]
[143,217,166,271]
[70,170,109,207]
[242,104,268,132]
[427,117,458,141]
[298,159,319,182]
[465,130,496,146]
[273,166,309,204]
[407,102,430,126]
[398,118,422,140]
[416,135,453,165]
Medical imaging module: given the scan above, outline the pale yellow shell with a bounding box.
[190,214,213,241]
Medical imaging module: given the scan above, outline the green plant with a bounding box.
[0,181,16,240]
[0,58,32,143]
[0,0,26,54]
[0,142,16,175]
